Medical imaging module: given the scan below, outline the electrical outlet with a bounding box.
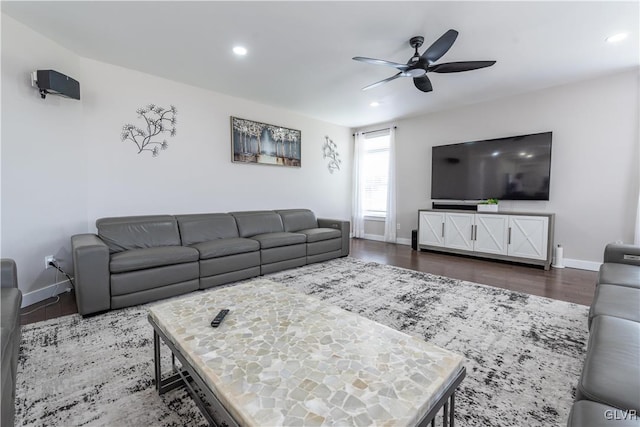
[44,255,55,269]
[396,223,401,230]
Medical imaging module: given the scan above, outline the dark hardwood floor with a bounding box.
[20,238,596,326]
[20,290,78,326]
[350,239,596,306]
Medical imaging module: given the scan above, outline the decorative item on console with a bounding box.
[477,198,499,212]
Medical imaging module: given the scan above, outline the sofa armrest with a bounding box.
[318,218,351,256]
[603,243,640,266]
[71,234,111,316]
[0,259,17,289]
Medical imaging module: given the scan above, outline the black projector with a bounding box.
[34,69,80,100]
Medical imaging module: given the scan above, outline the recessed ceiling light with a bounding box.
[606,33,628,43]
[233,46,247,56]
[370,101,380,107]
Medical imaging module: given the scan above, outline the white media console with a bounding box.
[418,209,555,270]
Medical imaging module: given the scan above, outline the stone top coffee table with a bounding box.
[148,279,465,426]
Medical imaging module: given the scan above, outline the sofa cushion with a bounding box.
[176,213,239,245]
[192,238,260,259]
[251,232,307,249]
[111,263,199,297]
[0,288,20,331]
[110,246,199,273]
[1,327,14,427]
[299,228,342,243]
[277,209,318,232]
[577,315,640,411]
[568,401,640,427]
[97,215,181,253]
[307,238,342,256]
[0,287,20,367]
[230,211,283,238]
[598,263,640,289]
[1,285,20,427]
[200,252,260,278]
[589,285,640,327]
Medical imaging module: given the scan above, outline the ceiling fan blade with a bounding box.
[413,75,433,92]
[362,72,403,91]
[428,61,496,73]
[353,57,409,71]
[422,29,458,64]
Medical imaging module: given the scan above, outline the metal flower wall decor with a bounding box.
[322,136,341,173]
[120,104,177,157]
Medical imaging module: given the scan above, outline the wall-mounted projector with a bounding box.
[30,69,80,100]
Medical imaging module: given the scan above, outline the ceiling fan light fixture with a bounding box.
[232,46,248,56]
[353,30,495,93]
[404,69,426,78]
[606,32,628,43]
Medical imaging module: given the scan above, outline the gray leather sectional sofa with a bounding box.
[71,209,349,316]
[1,259,22,427]
[567,243,640,426]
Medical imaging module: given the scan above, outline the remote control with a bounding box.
[211,309,229,328]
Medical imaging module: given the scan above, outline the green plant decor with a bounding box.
[479,198,499,205]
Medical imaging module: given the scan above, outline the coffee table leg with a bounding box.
[450,393,455,427]
[154,330,161,392]
[443,401,449,427]
[154,329,192,395]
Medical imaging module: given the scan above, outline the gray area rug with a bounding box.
[15,257,588,426]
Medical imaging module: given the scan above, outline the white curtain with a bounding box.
[635,158,640,243]
[634,71,640,245]
[635,192,640,245]
[352,132,365,238]
[384,127,397,242]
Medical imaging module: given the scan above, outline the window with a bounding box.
[361,132,390,217]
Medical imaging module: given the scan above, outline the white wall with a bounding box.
[80,58,351,225]
[1,15,87,298]
[1,14,352,299]
[376,69,638,266]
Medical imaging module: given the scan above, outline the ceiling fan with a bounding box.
[353,29,496,93]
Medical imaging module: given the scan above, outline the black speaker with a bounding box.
[411,229,418,250]
[35,70,80,100]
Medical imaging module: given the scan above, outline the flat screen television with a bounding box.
[431,131,552,201]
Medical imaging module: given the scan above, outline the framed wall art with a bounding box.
[231,116,301,167]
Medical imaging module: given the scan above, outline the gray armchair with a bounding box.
[1,258,22,427]
[597,243,640,289]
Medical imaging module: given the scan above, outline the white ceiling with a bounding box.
[2,1,639,128]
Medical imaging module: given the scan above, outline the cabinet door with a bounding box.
[508,216,549,260]
[418,211,445,247]
[474,214,509,255]
[444,212,474,251]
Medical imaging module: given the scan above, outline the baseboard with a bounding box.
[21,279,73,308]
[363,233,386,242]
[563,258,601,272]
[360,235,411,246]
[358,237,602,271]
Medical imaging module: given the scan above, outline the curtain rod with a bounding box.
[353,126,397,136]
